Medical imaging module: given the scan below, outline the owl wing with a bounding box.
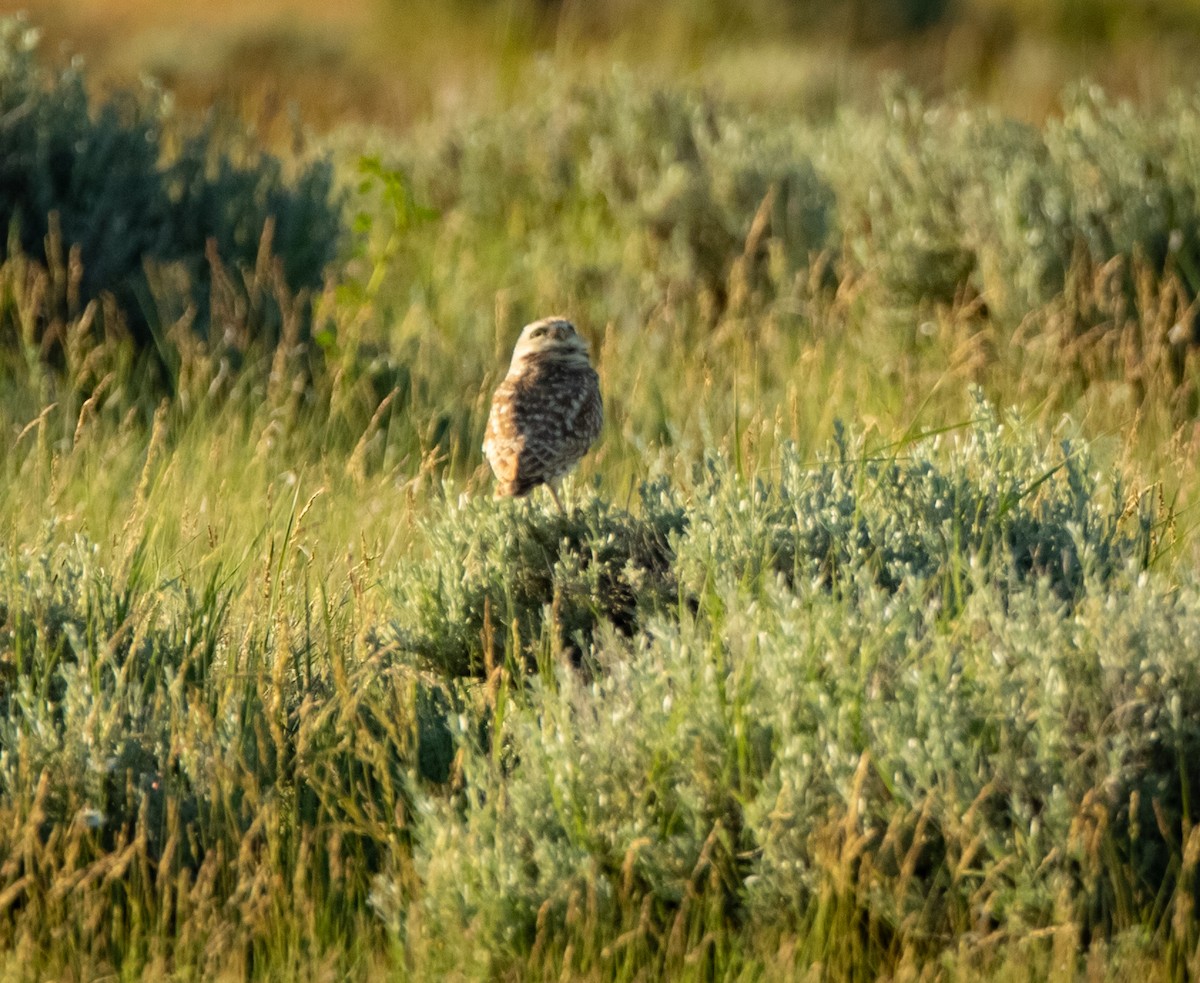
[483,378,526,487]
[517,365,602,448]
[561,366,603,445]
[506,374,576,486]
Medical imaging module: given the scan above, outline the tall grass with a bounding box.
[5,24,1200,980]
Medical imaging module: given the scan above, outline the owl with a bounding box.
[483,316,603,509]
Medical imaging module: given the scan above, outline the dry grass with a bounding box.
[6,8,1200,978]
[13,0,1200,140]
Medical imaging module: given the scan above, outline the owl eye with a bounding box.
[531,326,547,338]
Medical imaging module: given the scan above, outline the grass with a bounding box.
[22,0,1200,132]
[7,10,1200,981]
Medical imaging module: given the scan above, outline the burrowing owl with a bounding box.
[483,316,603,509]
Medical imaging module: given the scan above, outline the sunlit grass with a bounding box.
[9,13,1200,979]
[23,0,1200,138]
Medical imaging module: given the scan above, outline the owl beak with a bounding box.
[551,324,570,341]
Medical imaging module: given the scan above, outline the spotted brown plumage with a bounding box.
[483,317,603,508]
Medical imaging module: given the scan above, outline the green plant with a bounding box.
[378,490,685,677]
[379,408,1184,980]
[0,17,342,358]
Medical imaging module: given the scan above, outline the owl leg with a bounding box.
[547,480,566,514]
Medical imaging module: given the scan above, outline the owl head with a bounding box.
[509,317,591,368]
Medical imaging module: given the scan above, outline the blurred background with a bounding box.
[12,0,1200,135]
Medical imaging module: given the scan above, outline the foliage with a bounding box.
[376,410,1187,980]
[343,78,1200,463]
[674,394,1155,602]
[378,490,685,677]
[0,18,342,354]
[2,369,1187,979]
[5,33,1200,979]
[400,73,835,326]
[818,85,1200,330]
[381,394,1154,685]
[0,530,423,977]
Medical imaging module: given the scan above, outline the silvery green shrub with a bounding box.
[820,86,1200,328]
[676,395,1153,604]
[0,535,217,863]
[379,492,686,677]
[0,18,341,353]
[380,400,1185,973]
[401,72,835,318]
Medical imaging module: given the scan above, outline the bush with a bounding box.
[379,395,1156,686]
[817,93,1043,313]
[674,393,1156,603]
[381,405,1187,978]
[0,535,220,863]
[378,490,686,677]
[0,18,342,355]
[970,88,1200,323]
[821,87,1200,330]
[402,74,835,322]
[402,572,1200,976]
